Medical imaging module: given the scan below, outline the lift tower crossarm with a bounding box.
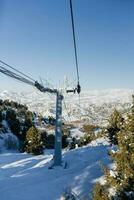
[35,81,57,94]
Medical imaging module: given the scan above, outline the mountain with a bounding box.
[0,89,133,125]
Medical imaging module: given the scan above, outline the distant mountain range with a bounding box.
[0,89,134,125]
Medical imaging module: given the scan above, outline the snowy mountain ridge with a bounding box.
[0,89,133,125]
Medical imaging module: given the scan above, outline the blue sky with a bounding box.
[0,0,134,91]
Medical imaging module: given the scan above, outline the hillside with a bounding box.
[0,138,110,200]
[0,91,133,200]
[0,89,133,125]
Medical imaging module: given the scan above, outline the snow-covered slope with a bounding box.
[0,89,133,124]
[0,138,110,200]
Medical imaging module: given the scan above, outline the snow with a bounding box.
[0,132,19,152]
[89,137,108,146]
[2,120,9,130]
[0,138,111,200]
[70,128,84,139]
[0,119,19,152]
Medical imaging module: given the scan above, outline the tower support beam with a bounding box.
[54,92,63,166]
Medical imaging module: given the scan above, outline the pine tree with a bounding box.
[92,183,110,200]
[111,104,134,198]
[25,126,44,155]
[105,129,134,199]
[9,119,21,137]
[6,109,16,121]
[106,110,124,145]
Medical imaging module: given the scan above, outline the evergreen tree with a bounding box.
[79,124,96,147]
[62,134,68,148]
[109,105,134,199]
[21,113,34,142]
[6,109,16,121]
[106,110,124,145]
[0,99,3,106]
[9,119,21,137]
[92,183,110,200]
[105,127,134,199]
[6,109,21,138]
[25,126,44,155]
[0,110,2,122]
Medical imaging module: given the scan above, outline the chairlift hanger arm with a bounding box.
[66,82,81,94]
[66,89,76,94]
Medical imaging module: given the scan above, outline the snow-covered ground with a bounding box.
[0,138,111,200]
[0,89,133,125]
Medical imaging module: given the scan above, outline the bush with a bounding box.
[62,134,68,148]
[79,133,92,146]
[6,109,16,121]
[69,137,76,150]
[79,124,97,147]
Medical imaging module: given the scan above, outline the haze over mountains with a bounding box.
[0,89,133,125]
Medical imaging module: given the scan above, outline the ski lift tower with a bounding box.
[0,0,81,168]
[0,60,64,167]
[35,81,63,166]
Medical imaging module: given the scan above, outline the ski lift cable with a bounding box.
[0,62,57,94]
[69,0,80,85]
[63,99,71,123]
[0,66,34,86]
[0,59,35,82]
[0,65,34,86]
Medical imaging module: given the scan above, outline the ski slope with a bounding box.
[0,138,111,200]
